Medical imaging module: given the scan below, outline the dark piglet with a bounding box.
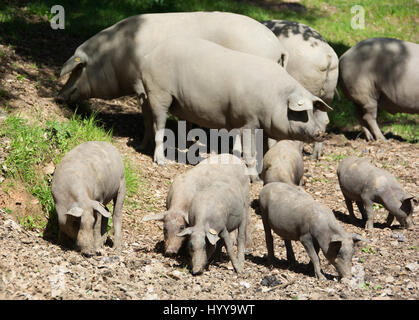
[51,141,126,256]
[259,182,367,280]
[337,156,416,230]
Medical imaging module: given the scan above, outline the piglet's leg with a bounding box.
[356,201,368,221]
[113,177,126,250]
[261,215,275,267]
[220,229,243,274]
[343,195,356,222]
[284,240,296,267]
[361,197,375,230]
[300,234,326,281]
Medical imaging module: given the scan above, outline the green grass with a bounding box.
[0,111,140,236]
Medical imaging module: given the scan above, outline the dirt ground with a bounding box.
[0,19,418,301]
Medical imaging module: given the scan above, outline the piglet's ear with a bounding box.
[142,212,167,222]
[206,228,220,246]
[400,196,414,215]
[177,227,194,237]
[313,97,333,112]
[66,206,83,217]
[91,200,111,218]
[327,235,343,259]
[352,233,369,243]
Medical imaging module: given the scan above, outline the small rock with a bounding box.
[348,264,365,289]
[169,270,184,280]
[391,232,406,242]
[261,275,282,287]
[405,262,418,272]
[240,281,251,289]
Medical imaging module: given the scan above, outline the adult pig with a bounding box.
[259,182,367,280]
[57,11,288,149]
[51,141,126,256]
[142,154,250,256]
[262,20,339,159]
[339,38,419,141]
[261,140,304,186]
[337,156,415,230]
[140,37,332,172]
[177,179,249,275]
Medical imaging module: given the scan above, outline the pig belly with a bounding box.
[267,212,301,241]
[169,99,230,130]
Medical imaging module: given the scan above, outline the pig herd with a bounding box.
[51,11,418,281]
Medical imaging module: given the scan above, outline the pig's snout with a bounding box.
[313,130,327,142]
[165,248,178,257]
[55,93,66,104]
[191,268,204,276]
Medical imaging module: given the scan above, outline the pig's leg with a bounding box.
[354,104,374,141]
[220,228,243,274]
[284,240,296,266]
[355,201,368,221]
[232,130,242,158]
[300,234,326,280]
[93,212,103,252]
[343,195,356,222]
[311,142,323,160]
[236,218,246,267]
[362,102,386,141]
[361,197,375,230]
[112,178,126,250]
[261,214,275,266]
[138,97,153,151]
[149,93,172,165]
[242,128,260,182]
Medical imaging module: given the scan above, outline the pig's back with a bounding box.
[52,141,124,199]
[259,182,315,240]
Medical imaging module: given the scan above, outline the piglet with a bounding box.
[259,182,367,280]
[261,140,304,186]
[51,141,126,256]
[337,156,415,230]
[143,154,250,256]
[177,179,249,275]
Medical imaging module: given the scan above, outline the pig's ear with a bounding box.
[206,228,220,246]
[312,97,333,112]
[142,212,167,222]
[60,55,86,77]
[288,95,313,112]
[401,195,415,214]
[177,227,194,237]
[66,206,84,217]
[351,233,369,243]
[327,234,343,258]
[91,200,111,218]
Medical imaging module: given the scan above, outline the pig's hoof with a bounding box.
[316,274,327,281]
[154,158,166,166]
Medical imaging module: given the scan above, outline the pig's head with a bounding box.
[65,200,111,257]
[326,233,368,279]
[142,210,189,256]
[56,51,91,104]
[386,194,416,229]
[177,226,219,275]
[56,49,122,104]
[270,91,332,143]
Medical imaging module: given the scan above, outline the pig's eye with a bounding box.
[288,109,308,123]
